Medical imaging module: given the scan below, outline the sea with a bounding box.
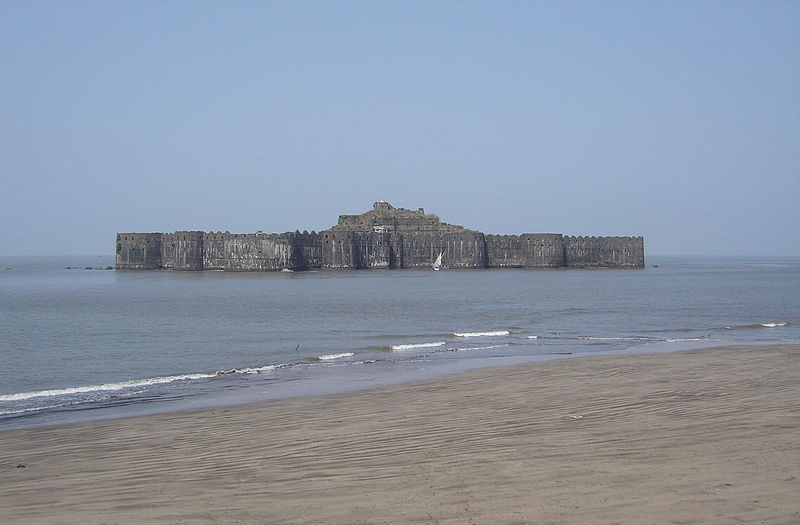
[1,255,798,430]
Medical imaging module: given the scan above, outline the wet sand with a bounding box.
[2,345,799,524]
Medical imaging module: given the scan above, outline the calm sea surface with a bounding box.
[1,255,798,429]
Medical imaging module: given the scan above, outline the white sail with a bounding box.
[432,251,444,271]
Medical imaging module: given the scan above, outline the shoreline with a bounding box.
[2,344,798,524]
[1,338,761,432]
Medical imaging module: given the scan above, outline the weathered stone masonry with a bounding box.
[116,201,644,271]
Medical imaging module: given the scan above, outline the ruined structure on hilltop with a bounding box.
[116,201,644,271]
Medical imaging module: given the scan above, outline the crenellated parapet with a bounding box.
[161,231,204,270]
[116,202,644,271]
[485,234,565,268]
[563,236,645,268]
[203,232,294,271]
[116,233,163,269]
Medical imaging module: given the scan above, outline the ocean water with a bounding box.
[1,255,798,430]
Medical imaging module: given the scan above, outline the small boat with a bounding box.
[432,251,444,271]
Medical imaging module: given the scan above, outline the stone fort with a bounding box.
[116,201,644,271]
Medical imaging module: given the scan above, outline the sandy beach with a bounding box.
[1,345,798,524]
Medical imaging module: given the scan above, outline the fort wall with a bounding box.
[402,232,486,269]
[161,231,204,270]
[440,232,486,269]
[563,236,645,268]
[202,232,293,271]
[319,231,360,269]
[116,233,163,270]
[292,232,325,270]
[485,234,565,268]
[116,202,645,271]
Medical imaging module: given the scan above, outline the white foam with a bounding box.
[724,322,788,330]
[318,352,354,361]
[0,399,81,416]
[0,372,218,402]
[453,330,510,338]
[526,335,538,339]
[577,336,654,342]
[219,365,276,375]
[391,341,447,351]
[452,343,510,351]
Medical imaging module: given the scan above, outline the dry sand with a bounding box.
[1,345,799,524]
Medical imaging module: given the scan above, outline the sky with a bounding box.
[1,1,798,257]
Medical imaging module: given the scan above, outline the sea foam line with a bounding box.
[453,330,510,338]
[215,365,276,375]
[723,322,788,330]
[0,372,219,402]
[391,341,447,351]
[577,336,658,342]
[450,343,510,352]
[0,400,78,417]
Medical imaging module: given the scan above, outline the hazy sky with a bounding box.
[2,2,798,256]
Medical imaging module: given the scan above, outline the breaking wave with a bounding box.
[317,352,354,361]
[0,372,220,402]
[576,336,660,342]
[448,343,510,352]
[215,365,276,375]
[722,322,788,330]
[453,330,510,338]
[0,362,285,404]
[390,341,447,351]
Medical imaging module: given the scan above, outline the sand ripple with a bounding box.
[1,345,799,524]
